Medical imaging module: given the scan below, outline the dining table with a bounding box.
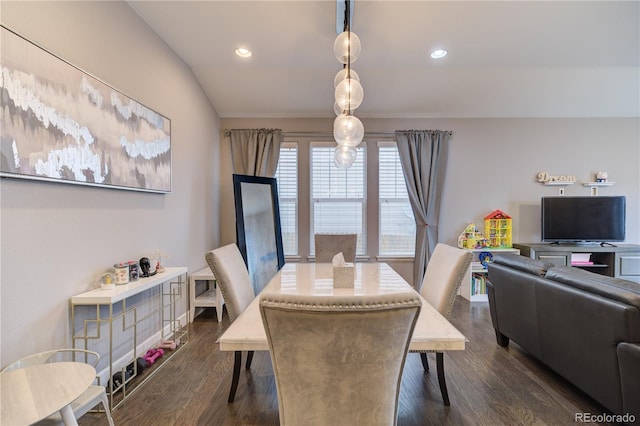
[0,361,96,426]
[217,262,467,402]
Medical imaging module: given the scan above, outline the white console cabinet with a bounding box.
[71,267,188,409]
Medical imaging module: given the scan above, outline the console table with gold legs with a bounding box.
[70,267,188,409]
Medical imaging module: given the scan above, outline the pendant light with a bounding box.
[333,0,363,168]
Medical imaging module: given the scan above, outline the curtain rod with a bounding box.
[224,130,452,138]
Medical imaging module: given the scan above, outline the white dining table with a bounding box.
[0,362,96,426]
[218,262,466,402]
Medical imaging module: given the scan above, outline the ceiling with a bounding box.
[128,1,639,119]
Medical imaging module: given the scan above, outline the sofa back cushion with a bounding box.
[545,266,640,310]
[491,254,554,277]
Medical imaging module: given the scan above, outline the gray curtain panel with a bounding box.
[229,128,283,177]
[395,130,450,291]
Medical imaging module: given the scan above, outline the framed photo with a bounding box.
[0,25,171,193]
[233,174,285,294]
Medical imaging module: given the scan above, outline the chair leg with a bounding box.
[246,351,254,369]
[100,392,115,426]
[420,352,430,371]
[436,352,450,406]
[228,351,242,403]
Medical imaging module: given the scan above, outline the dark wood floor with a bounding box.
[80,297,615,425]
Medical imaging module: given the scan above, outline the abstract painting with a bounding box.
[0,26,171,193]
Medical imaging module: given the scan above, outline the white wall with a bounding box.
[219,117,640,268]
[0,1,221,366]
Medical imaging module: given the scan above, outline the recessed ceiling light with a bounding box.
[430,49,448,59]
[235,47,252,58]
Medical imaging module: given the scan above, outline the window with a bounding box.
[310,144,366,255]
[379,143,415,255]
[274,143,298,255]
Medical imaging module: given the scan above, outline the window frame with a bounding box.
[377,141,416,257]
[309,142,367,257]
[274,142,298,257]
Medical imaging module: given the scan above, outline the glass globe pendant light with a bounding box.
[332,0,363,168]
[335,77,364,111]
[333,114,364,147]
[334,31,361,64]
[334,67,359,88]
[334,145,357,169]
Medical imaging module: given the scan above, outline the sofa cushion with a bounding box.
[545,266,640,310]
[491,254,554,277]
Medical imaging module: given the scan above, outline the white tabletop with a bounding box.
[0,362,96,425]
[218,263,466,352]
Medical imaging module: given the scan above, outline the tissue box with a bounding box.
[333,263,355,288]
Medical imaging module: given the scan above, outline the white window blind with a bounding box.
[310,145,366,255]
[274,143,298,256]
[379,144,415,256]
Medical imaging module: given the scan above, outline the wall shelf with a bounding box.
[582,182,615,187]
[544,181,575,186]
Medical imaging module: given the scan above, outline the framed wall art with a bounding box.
[0,25,171,193]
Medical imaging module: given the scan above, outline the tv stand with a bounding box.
[514,243,640,283]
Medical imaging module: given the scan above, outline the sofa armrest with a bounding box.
[618,342,640,420]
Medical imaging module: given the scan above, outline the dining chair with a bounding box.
[314,233,357,262]
[414,243,472,406]
[205,243,256,402]
[1,348,115,426]
[260,291,421,426]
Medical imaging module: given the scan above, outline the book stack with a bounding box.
[471,273,487,296]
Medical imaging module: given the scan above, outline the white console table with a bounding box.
[70,267,188,409]
[189,266,225,322]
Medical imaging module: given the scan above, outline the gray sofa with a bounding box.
[487,254,640,419]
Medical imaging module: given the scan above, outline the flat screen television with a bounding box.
[541,196,626,243]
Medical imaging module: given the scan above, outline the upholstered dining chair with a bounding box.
[414,243,472,406]
[1,348,115,426]
[260,291,421,426]
[205,243,256,402]
[314,233,357,263]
